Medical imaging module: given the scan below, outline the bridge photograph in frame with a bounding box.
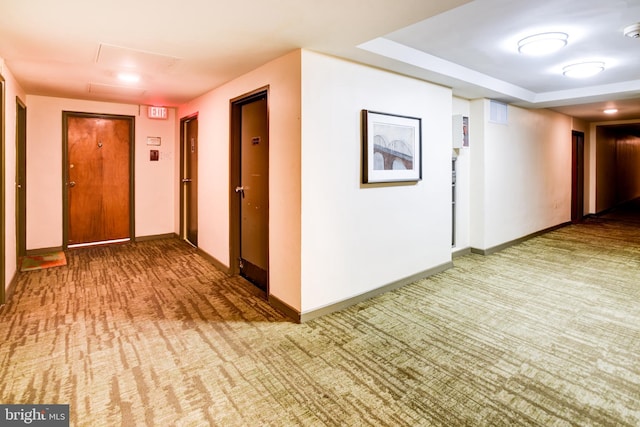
[362,110,422,184]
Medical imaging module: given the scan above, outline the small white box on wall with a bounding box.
[452,115,469,148]
[146,136,161,146]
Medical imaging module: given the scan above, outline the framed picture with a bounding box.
[362,110,422,183]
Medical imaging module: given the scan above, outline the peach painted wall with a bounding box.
[178,50,302,311]
[471,100,572,250]
[25,96,177,249]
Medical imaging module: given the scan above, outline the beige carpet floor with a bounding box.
[1,205,639,426]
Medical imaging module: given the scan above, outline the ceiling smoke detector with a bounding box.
[624,23,640,38]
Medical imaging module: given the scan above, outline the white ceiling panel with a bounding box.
[1,0,639,121]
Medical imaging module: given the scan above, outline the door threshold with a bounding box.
[68,238,130,249]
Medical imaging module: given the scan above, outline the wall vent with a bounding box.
[489,100,508,124]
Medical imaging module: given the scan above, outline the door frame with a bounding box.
[16,97,26,259]
[229,87,269,284]
[0,76,5,305]
[61,111,135,248]
[179,112,198,246]
[571,130,585,222]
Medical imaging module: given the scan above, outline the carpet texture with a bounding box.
[0,205,639,426]
[19,251,67,272]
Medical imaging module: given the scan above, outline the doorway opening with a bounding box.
[230,88,269,292]
[62,112,135,248]
[180,114,198,247]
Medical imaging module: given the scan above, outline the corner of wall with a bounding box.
[469,99,487,249]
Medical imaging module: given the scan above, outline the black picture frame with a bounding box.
[362,110,422,183]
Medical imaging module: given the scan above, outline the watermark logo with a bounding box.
[0,405,69,426]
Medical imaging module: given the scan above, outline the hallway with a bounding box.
[0,205,639,426]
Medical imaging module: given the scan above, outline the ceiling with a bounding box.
[1,0,639,122]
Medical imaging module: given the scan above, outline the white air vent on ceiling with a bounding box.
[96,43,180,72]
[88,83,147,97]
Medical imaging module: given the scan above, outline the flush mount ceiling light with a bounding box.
[518,32,568,55]
[623,23,640,38]
[604,108,618,114]
[117,72,141,83]
[562,61,605,78]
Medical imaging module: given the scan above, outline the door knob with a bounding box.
[69,181,76,187]
[235,186,245,198]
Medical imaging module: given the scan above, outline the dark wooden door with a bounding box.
[16,99,27,257]
[237,95,269,290]
[0,78,5,305]
[66,115,132,246]
[571,131,585,222]
[182,116,198,246]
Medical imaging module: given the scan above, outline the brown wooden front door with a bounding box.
[65,113,133,247]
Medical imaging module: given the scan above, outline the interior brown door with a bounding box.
[236,94,269,290]
[182,116,198,246]
[66,114,133,247]
[0,77,5,305]
[571,131,585,222]
[16,98,27,258]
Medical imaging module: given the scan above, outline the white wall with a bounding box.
[25,96,176,249]
[1,62,26,290]
[471,100,572,250]
[178,50,302,311]
[300,51,452,313]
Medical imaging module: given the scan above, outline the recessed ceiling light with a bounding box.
[117,72,141,83]
[518,32,568,55]
[603,108,618,114]
[562,62,605,78]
